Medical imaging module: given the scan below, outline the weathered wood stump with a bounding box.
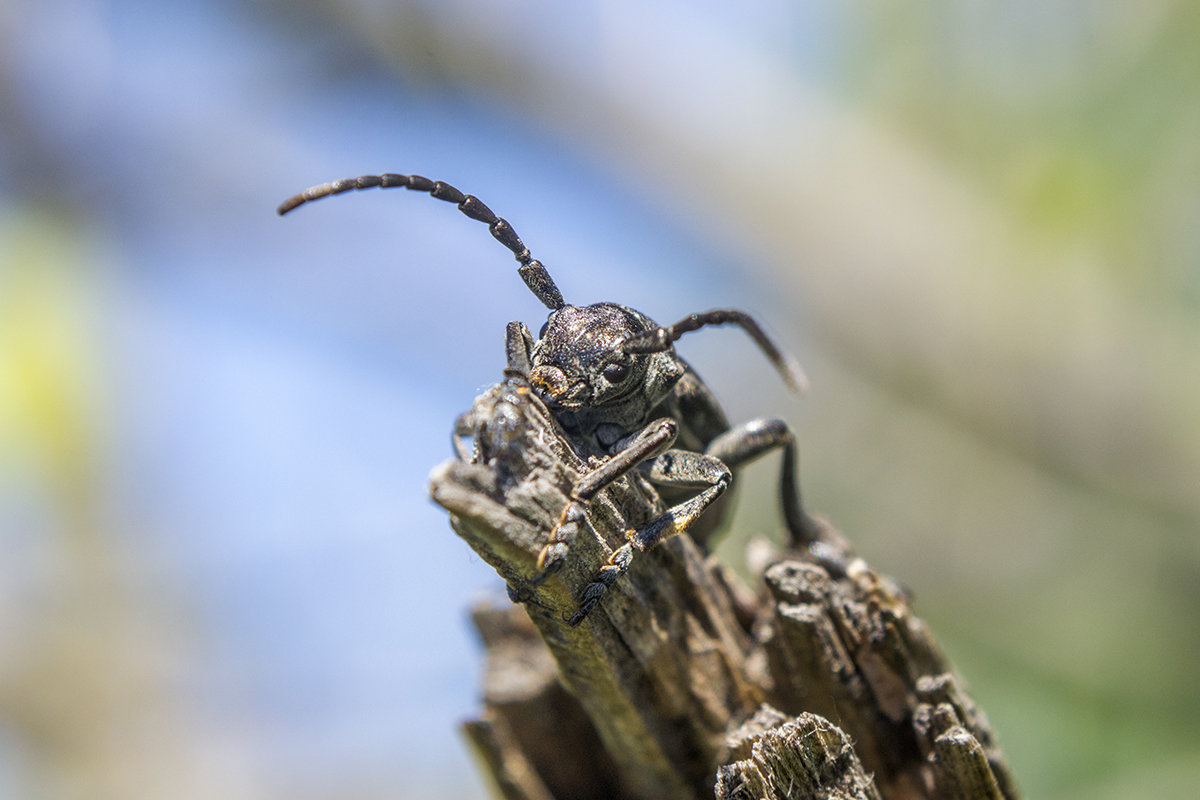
[431,377,1019,800]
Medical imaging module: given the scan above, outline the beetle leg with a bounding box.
[452,361,532,463]
[534,418,678,579]
[706,417,821,545]
[568,448,731,626]
[505,320,534,375]
[452,412,477,461]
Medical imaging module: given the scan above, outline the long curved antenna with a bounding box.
[621,309,808,394]
[277,174,566,311]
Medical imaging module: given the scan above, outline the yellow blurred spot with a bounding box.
[0,213,100,488]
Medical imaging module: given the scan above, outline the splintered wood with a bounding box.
[431,378,1020,800]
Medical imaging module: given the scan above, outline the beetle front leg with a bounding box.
[505,320,534,374]
[533,418,678,580]
[569,449,731,626]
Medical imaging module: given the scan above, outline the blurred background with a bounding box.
[2,1,1198,798]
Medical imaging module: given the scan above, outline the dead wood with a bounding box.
[432,378,1019,800]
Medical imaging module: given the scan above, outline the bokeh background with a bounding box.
[2,1,1198,798]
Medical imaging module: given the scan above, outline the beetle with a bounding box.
[278,173,822,625]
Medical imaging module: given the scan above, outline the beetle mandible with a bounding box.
[278,173,822,625]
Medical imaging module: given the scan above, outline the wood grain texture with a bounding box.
[432,378,1019,799]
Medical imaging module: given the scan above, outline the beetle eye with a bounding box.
[538,321,549,339]
[603,362,629,384]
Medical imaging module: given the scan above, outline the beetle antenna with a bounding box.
[278,174,566,311]
[621,309,809,394]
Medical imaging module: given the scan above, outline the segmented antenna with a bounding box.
[622,309,809,394]
[277,173,566,311]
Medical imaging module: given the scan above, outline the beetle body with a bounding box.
[279,173,819,624]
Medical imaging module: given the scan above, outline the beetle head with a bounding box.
[529,303,685,432]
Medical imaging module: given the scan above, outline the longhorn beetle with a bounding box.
[278,173,822,625]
